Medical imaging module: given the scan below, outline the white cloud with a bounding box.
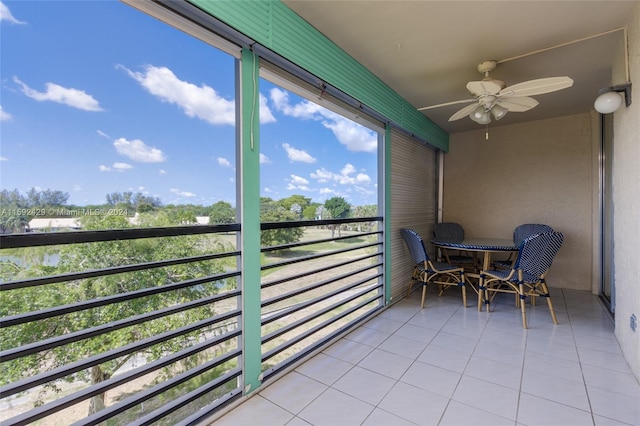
[287,183,310,191]
[322,119,377,153]
[354,186,375,196]
[341,164,356,176]
[0,106,12,121]
[290,174,309,185]
[260,153,272,164]
[356,173,371,184]
[97,130,110,139]
[259,93,276,123]
[310,163,371,186]
[170,188,196,197]
[319,188,334,195]
[119,64,236,125]
[159,169,167,174]
[217,157,232,168]
[1,156,8,162]
[13,77,103,111]
[0,2,26,24]
[114,138,166,163]
[113,162,133,171]
[270,88,325,119]
[270,87,377,152]
[286,174,311,192]
[310,168,333,183]
[283,142,316,163]
[99,162,133,172]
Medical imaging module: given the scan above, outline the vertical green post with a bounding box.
[384,125,392,305]
[240,47,262,394]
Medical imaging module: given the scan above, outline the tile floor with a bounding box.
[210,287,640,426]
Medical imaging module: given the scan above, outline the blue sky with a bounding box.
[0,1,379,208]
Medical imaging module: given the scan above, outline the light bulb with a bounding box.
[470,106,491,124]
[475,113,491,125]
[594,91,623,114]
[491,104,508,120]
[471,105,486,121]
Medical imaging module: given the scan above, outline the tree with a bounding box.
[277,195,311,218]
[260,198,304,248]
[209,201,235,224]
[324,196,351,237]
[351,204,378,231]
[0,189,27,207]
[1,213,235,416]
[106,191,161,212]
[0,188,71,233]
[26,188,69,207]
[303,203,322,220]
[0,189,29,233]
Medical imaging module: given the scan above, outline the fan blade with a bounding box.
[417,98,475,111]
[498,76,573,97]
[448,102,479,121]
[496,96,539,112]
[467,80,502,96]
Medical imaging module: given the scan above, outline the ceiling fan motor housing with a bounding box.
[477,60,497,74]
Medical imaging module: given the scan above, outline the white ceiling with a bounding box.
[283,1,635,134]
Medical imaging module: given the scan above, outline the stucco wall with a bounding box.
[444,113,594,291]
[613,1,640,380]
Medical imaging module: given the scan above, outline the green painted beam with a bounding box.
[384,126,392,305]
[189,0,449,151]
[239,47,262,394]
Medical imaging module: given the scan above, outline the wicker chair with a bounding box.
[432,222,477,271]
[493,224,553,270]
[480,231,564,328]
[400,228,467,308]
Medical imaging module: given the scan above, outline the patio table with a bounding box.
[431,238,518,310]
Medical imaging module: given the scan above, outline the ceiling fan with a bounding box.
[418,60,574,125]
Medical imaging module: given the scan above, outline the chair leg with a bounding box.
[421,284,427,308]
[540,282,558,324]
[519,284,528,329]
[461,283,467,308]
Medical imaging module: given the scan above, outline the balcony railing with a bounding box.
[0,217,384,425]
[259,218,384,381]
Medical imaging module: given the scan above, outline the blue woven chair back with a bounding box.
[400,228,430,265]
[433,222,465,243]
[513,223,553,245]
[514,231,564,278]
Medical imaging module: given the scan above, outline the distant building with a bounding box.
[128,214,210,226]
[28,218,81,232]
[195,216,210,225]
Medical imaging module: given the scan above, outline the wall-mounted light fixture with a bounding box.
[594,82,632,114]
[593,26,632,115]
